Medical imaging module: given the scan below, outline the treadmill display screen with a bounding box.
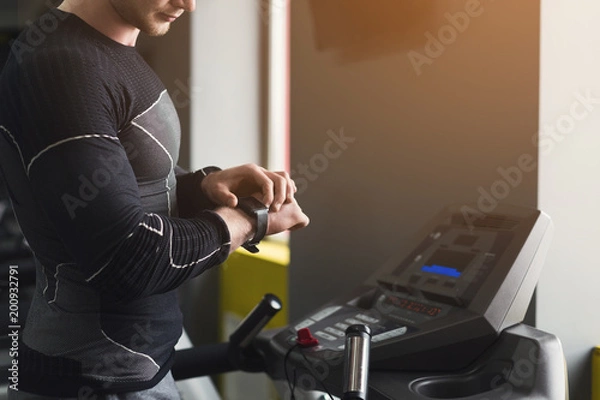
[421,249,475,278]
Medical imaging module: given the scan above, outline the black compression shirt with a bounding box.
[0,9,230,396]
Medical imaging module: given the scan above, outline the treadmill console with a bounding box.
[268,205,553,371]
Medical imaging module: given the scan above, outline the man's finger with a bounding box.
[226,195,238,208]
[211,183,238,207]
[260,178,275,208]
[267,172,290,211]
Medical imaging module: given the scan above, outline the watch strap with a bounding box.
[237,197,269,253]
[199,166,222,176]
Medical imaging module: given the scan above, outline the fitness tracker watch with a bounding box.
[199,166,222,176]
[237,197,269,253]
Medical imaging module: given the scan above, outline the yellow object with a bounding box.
[219,241,290,400]
[219,241,289,336]
[593,346,600,400]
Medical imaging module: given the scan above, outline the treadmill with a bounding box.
[254,204,567,399]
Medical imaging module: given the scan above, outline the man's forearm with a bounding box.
[214,206,256,253]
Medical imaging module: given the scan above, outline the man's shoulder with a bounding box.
[3,46,111,102]
[10,10,129,75]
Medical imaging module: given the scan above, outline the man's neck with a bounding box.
[58,0,140,46]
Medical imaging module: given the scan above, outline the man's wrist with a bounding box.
[214,207,256,252]
[237,197,269,253]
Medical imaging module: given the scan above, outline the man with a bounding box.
[0,0,309,398]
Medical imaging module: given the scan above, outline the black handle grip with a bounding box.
[172,343,234,380]
[229,293,282,350]
[342,324,372,400]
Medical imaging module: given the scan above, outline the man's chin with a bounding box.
[142,22,171,37]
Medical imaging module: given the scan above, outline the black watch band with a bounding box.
[237,197,269,253]
[199,166,222,176]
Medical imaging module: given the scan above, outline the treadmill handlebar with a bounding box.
[228,293,282,372]
[172,343,233,380]
[172,294,282,380]
[229,293,282,350]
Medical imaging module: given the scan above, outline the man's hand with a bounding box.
[201,164,296,212]
[266,197,310,235]
[214,196,309,253]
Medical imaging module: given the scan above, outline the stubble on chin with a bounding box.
[131,13,171,37]
[138,12,172,36]
[144,22,170,37]
[110,0,171,37]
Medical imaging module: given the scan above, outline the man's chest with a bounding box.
[118,90,181,182]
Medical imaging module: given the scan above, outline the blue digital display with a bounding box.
[421,265,462,278]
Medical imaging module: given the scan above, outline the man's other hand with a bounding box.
[201,164,297,212]
[266,197,310,235]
